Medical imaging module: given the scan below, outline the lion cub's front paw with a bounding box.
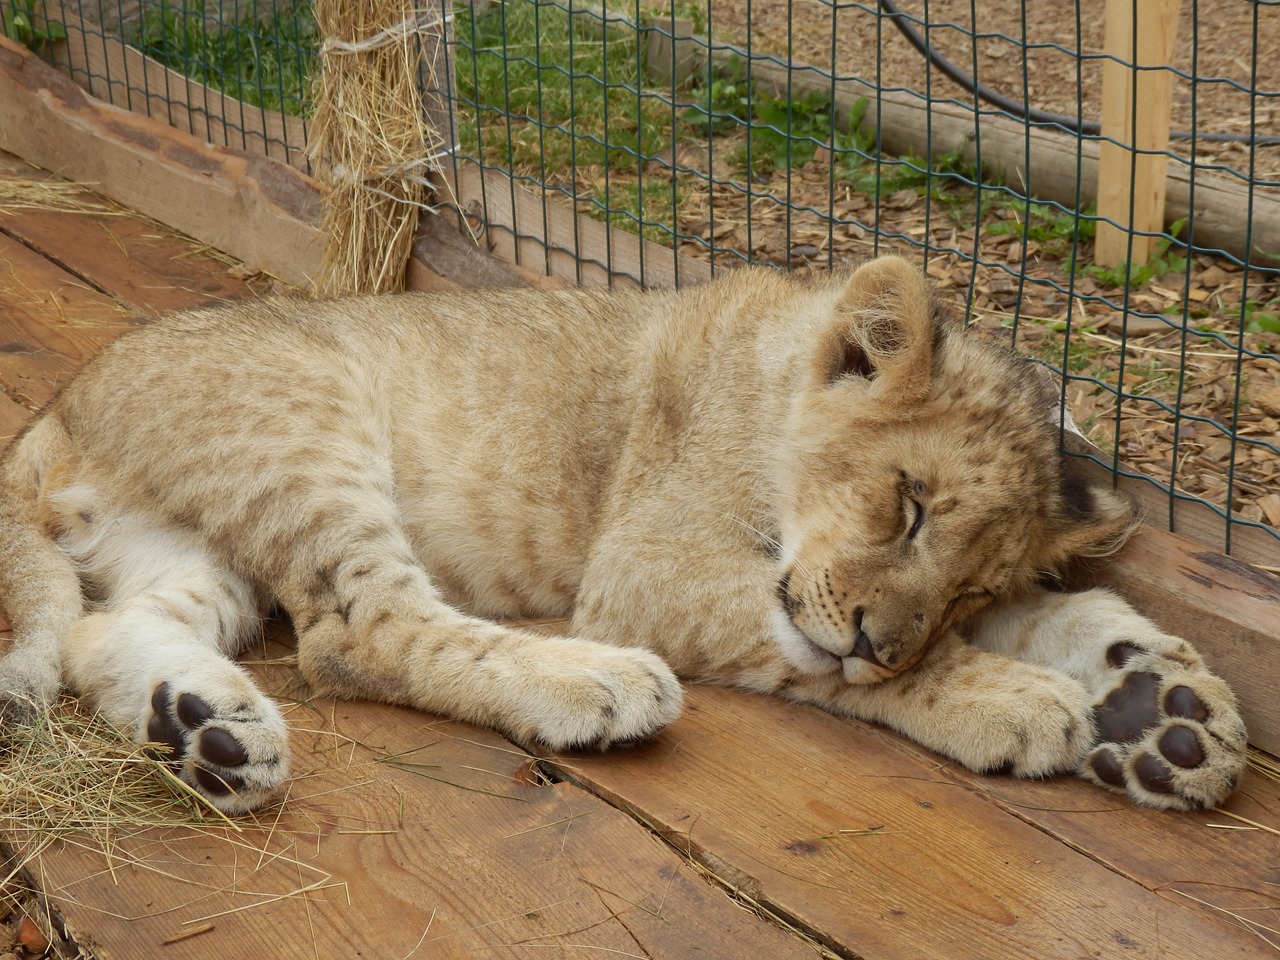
[146,678,290,814]
[1083,640,1246,811]
[950,670,1095,779]
[510,642,683,752]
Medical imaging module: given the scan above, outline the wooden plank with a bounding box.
[451,165,713,290]
[0,35,324,289]
[33,646,816,960]
[0,152,265,316]
[42,1,309,170]
[545,685,1279,960]
[1095,0,1181,266]
[922,738,1280,947]
[1077,524,1280,756]
[0,231,138,409]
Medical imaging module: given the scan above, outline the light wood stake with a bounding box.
[1095,0,1181,267]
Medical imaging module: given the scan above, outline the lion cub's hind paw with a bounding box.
[1083,643,1246,811]
[147,680,290,814]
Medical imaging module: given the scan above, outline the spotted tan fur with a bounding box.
[0,257,1246,812]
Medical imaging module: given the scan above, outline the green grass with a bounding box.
[132,0,319,116]
[1083,218,1189,289]
[455,0,688,239]
[2,0,66,51]
[683,56,874,177]
[986,198,1096,262]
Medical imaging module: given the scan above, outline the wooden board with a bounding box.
[0,153,264,316]
[0,231,138,410]
[33,647,817,960]
[0,36,324,289]
[545,684,1280,960]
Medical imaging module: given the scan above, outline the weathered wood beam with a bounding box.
[0,35,323,288]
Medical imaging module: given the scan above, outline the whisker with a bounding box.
[720,513,816,581]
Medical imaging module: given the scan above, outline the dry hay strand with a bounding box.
[0,177,122,218]
[308,0,445,295]
[0,697,234,879]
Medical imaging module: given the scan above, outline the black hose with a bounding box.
[879,0,1280,147]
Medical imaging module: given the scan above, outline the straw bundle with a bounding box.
[308,0,445,294]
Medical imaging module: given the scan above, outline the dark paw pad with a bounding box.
[1164,685,1208,723]
[1158,725,1204,768]
[177,691,214,727]
[1105,641,1146,668]
[200,726,249,766]
[1090,748,1126,788]
[1094,671,1161,743]
[194,766,245,796]
[147,683,251,786]
[147,682,188,760]
[1134,753,1175,795]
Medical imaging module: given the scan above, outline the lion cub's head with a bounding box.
[771,256,1136,684]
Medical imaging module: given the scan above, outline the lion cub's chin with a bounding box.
[767,608,895,685]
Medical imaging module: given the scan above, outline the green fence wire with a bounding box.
[6,0,1279,555]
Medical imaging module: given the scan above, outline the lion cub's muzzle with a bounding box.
[777,572,923,683]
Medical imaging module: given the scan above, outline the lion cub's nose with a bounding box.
[852,631,885,669]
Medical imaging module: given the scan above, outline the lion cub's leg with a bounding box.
[968,587,1247,810]
[280,517,682,752]
[51,492,289,814]
[779,634,1097,779]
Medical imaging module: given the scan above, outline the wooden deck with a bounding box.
[2,149,1280,960]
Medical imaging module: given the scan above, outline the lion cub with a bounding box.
[0,256,1245,813]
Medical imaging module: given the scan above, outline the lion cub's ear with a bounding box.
[820,256,937,405]
[1032,455,1140,574]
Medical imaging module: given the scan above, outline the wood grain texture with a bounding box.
[0,153,264,316]
[0,231,138,409]
[34,647,817,960]
[0,391,31,444]
[0,36,323,288]
[545,684,1280,960]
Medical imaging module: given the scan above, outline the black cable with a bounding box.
[879,0,1280,147]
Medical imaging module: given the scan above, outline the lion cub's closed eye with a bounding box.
[0,255,1246,814]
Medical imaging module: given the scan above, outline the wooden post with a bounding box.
[646,17,698,88]
[1095,0,1181,267]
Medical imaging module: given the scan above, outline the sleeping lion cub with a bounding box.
[0,256,1246,813]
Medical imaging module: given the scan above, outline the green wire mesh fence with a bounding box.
[5,0,1279,558]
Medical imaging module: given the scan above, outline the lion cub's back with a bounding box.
[50,290,659,616]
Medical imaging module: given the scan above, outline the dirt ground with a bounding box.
[623,0,1280,537]
[708,0,1280,181]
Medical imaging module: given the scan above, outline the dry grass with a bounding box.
[0,177,124,218]
[308,0,446,294]
[0,698,234,877]
[0,694,346,957]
